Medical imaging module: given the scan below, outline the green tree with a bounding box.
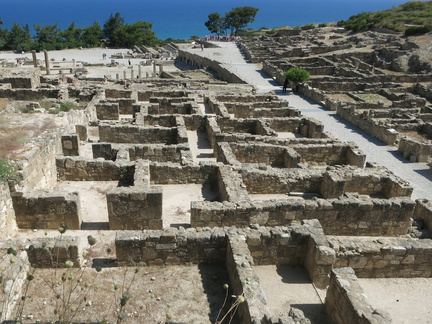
[82,22,102,47]
[60,22,84,49]
[111,21,160,47]
[6,23,33,51]
[284,67,310,92]
[0,18,8,49]
[34,24,61,50]
[205,12,224,34]
[224,7,259,36]
[103,12,124,45]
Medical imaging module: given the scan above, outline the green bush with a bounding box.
[300,23,316,30]
[318,23,328,28]
[0,159,16,182]
[405,25,432,36]
[284,67,310,83]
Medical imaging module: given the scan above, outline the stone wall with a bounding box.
[11,190,81,229]
[0,88,62,100]
[325,268,391,324]
[149,162,220,185]
[56,157,135,182]
[115,228,227,265]
[105,89,133,99]
[0,182,17,238]
[331,235,432,278]
[95,102,119,120]
[107,187,163,230]
[191,196,415,236]
[413,199,432,233]
[116,222,334,323]
[0,76,40,89]
[127,144,187,163]
[99,124,178,144]
[26,236,83,268]
[177,49,247,84]
[398,136,432,162]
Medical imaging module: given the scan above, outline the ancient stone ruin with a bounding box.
[0,33,432,323]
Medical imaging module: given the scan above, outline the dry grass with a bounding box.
[0,114,61,159]
[9,263,232,324]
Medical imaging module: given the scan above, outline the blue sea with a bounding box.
[0,0,425,40]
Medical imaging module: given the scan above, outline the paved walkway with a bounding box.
[187,42,432,201]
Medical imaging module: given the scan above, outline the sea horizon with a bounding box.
[0,0,427,40]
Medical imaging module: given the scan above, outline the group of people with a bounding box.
[204,35,239,42]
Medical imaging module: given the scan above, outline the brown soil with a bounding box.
[11,263,233,324]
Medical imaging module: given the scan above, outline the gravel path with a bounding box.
[190,42,432,201]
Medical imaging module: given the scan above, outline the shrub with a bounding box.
[284,67,310,84]
[0,159,16,182]
[318,23,328,28]
[300,23,316,30]
[405,25,432,36]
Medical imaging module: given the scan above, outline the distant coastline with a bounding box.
[0,0,423,39]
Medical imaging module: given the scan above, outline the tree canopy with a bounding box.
[0,12,161,51]
[205,6,259,36]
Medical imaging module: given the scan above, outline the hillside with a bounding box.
[338,1,432,33]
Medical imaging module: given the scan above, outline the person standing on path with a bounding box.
[282,78,289,93]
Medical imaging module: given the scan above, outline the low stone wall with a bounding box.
[331,235,432,278]
[0,75,39,89]
[177,49,247,84]
[137,90,190,101]
[398,136,432,162]
[0,183,17,237]
[105,88,132,99]
[116,221,334,323]
[0,88,61,100]
[0,250,29,321]
[127,144,187,163]
[26,236,83,268]
[115,228,227,265]
[99,124,178,144]
[149,162,220,185]
[414,199,432,233]
[56,157,135,182]
[191,196,415,236]
[11,190,81,229]
[96,102,119,120]
[325,268,391,324]
[107,187,163,230]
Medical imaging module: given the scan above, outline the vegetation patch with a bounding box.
[338,1,432,32]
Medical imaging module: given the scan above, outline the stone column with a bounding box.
[158,64,163,74]
[152,61,156,76]
[138,65,142,79]
[31,50,38,67]
[123,71,127,80]
[131,69,134,79]
[44,50,50,75]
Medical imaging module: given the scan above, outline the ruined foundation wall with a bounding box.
[414,199,432,232]
[332,236,432,278]
[12,190,81,230]
[177,49,247,84]
[99,124,178,144]
[107,187,163,230]
[326,268,391,324]
[191,197,414,236]
[0,182,17,237]
[56,157,135,182]
[398,136,432,162]
[115,229,227,265]
[149,162,219,184]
